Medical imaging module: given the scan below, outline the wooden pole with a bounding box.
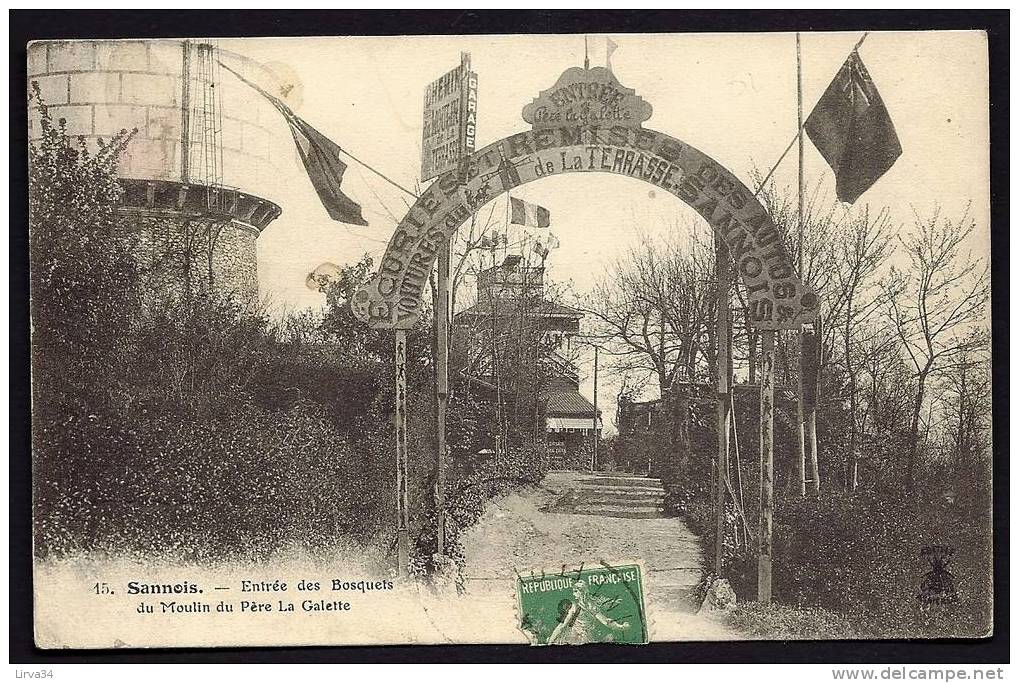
[532,252,547,443]
[432,51,471,557]
[795,31,808,498]
[435,241,451,556]
[806,318,821,494]
[180,40,191,184]
[394,330,410,578]
[715,234,731,576]
[592,345,599,471]
[758,329,776,603]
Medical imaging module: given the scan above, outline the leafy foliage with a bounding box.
[27,106,542,578]
[410,441,555,585]
[29,83,139,381]
[726,494,992,638]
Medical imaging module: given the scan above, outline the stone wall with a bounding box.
[123,210,261,306]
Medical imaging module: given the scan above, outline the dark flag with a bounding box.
[219,62,368,226]
[804,50,902,204]
[800,317,822,411]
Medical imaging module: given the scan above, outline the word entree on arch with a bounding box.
[352,67,819,331]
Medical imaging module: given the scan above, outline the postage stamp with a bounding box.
[516,563,648,645]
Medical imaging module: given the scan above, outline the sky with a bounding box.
[214,32,991,432]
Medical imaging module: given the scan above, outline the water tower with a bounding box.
[27,39,294,303]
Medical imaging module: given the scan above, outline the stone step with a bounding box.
[576,485,665,496]
[574,494,665,506]
[573,504,665,518]
[578,479,664,489]
[651,585,701,603]
[588,476,663,487]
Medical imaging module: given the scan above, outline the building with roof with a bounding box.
[455,255,601,463]
[616,382,798,482]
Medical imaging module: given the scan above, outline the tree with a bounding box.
[318,255,390,366]
[579,223,716,480]
[749,174,842,387]
[883,208,990,490]
[452,256,581,447]
[582,224,715,396]
[830,208,895,491]
[29,83,139,394]
[933,336,992,502]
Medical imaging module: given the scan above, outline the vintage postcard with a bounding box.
[26,30,992,649]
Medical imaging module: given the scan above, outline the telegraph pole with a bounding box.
[715,234,732,576]
[591,345,599,471]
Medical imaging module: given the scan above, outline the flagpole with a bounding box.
[795,32,808,498]
[219,59,420,201]
[797,33,805,277]
[336,146,420,199]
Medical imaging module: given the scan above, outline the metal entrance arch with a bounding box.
[351,123,817,330]
[351,66,819,601]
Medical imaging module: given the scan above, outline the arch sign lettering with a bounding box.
[352,66,819,330]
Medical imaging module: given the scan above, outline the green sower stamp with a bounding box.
[516,563,648,645]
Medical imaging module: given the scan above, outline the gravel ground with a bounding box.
[460,470,740,642]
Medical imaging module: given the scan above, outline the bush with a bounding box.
[605,435,650,474]
[34,397,393,563]
[31,293,400,564]
[763,493,992,638]
[29,85,139,394]
[26,112,424,569]
[730,602,856,640]
[27,92,601,577]
[409,441,555,584]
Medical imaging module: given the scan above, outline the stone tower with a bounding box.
[27,39,293,303]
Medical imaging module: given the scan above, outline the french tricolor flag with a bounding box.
[509,197,551,228]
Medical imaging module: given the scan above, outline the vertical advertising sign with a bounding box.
[421,52,478,182]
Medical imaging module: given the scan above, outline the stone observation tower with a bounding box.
[27,39,295,303]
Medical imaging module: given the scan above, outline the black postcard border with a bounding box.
[9,9,1009,665]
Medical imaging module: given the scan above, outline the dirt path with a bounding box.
[33,471,738,647]
[460,470,740,642]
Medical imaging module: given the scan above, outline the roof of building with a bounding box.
[457,299,584,320]
[542,386,599,417]
[618,383,798,410]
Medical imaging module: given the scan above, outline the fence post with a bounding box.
[395,329,410,578]
[758,328,776,603]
